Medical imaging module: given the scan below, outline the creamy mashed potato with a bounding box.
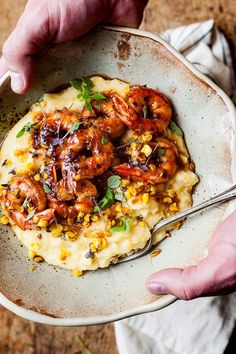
[0,76,198,274]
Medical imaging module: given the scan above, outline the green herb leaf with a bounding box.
[71,77,107,112]
[94,188,115,213]
[101,136,108,145]
[169,121,183,136]
[93,205,101,213]
[70,122,82,132]
[25,209,35,221]
[110,217,131,233]
[158,149,166,156]
[22,198,29,210]
[115,192,126,203]
[43,184,51,194]
[107,175,121,189]
[16,122,38,138]
[143,104,147,118]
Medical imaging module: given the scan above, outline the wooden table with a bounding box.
[0,1,235,353]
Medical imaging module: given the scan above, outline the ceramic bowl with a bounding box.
[0,26,235,326]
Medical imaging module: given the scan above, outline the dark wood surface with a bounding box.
[0,1,235,353]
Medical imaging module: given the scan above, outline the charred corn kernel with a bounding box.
[67,217,74,225]
[19,155,27,163]
[77,211,85,219]
[26,162,35,171]
[40,100,47,107]
[136,181,144,187]
[65,231,75,239]
[169,203,178,211]
[131,142,137,149]
[150,186,157,195]
[163,197,172,204]
[90,238,108,253]
[28,250,36,259]
[111,220,116,226]
[141,144,152,157]
[142,193,149,203]
[121,179,130,187]
[17,168,26,175]
[38,219,48,228]
[91,215,98,222]
[132,134,138,140]
[128,186,137,196]
[43,172,48,179]
[142,134,152,142]
[106,221,112,229]
[104,230,112,237]
[40,163,45,171]
[124,190,132,200]
[50,224,63,237]
[33,216,40,223]
[122,207,129,214]
[0,215,9,225]
[34,173,40,182]
[167,189,176,198]
[138,221,146,227]
[60,249,71,261]
[82,221,89,228]
[115,204,122,212]
[150,248,161,257]
[6,159,12,165]
[41,143,48,149]
[7,206,13,210]
[29,265,36,271]
[14,149,24,156]
[75,174,81,181]
[149,164,156,171]
[84,214,91,222]
[63,226,69,231]
[72,269,83,277]
[33,255,44,263]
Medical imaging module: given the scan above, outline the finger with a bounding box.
[0,57,9,78]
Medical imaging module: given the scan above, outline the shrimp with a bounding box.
[112,86,172,134]
[114,137,178,184]
[5,176,55,230]
[81,97,125,139]
[74,180,98,214]
[60,127,114,184]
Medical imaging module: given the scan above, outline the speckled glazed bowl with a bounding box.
[0,26,236,326]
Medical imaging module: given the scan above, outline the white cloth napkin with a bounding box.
[115,20,236,354]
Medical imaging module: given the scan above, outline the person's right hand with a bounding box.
[0,0,148,94]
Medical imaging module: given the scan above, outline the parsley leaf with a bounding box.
[70,122,82,132]
[169,121,183,136]
[25,209,35,221]
[70,78,107,112]
[107,175,121,189]
[17,122,38,138]
[143,104,147,118]
[101,136,108,145]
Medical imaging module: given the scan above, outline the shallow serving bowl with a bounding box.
[0,26,235,326]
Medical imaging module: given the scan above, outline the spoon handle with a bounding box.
[152,184,236,234]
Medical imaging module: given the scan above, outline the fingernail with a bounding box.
[147,282,167,294]
[10,71,24,94]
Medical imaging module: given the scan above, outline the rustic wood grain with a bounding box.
[0,0,235,353]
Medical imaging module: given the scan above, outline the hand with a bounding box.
[146,210,236,299]
[0,0,148,94]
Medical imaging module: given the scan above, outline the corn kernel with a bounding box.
[121,179,130,187]
[150,248,161,257]
[41,143,48,149]
[124,86,130,95]
[28,250,36,259]
[82,221,89,228]
[149,164,156,171]
[111,220,116,226]
[50,224,63,237]
[132,134,138,140]
[106,221,112,229]
[128,186,137,196]
[72,269,83,277]
[14,149,24,156]
[141,144,152,157]
[104,230,112,237]
[91,215,98,222]
[75,174,81,181]
[167,189,176,198]
[26,162,35,171]
[77,211,85,219]
[142,134,152,142]
[90,238,108,253]
[142,193,149,203]
[33,216,40,223]
[150,186,157,195]
[38,219,48,228]
[65,231,75,239]
[28,206,35,211]
[131,142,137,149]
[0,215,9,225]
[115,204,122,212]
[84,214,91,222]
[169,203,178,211]
[163,197,172,204]
[60,249,71,261]
[29,265,36,271]
[122,207,129,214]
[33,255,44,263]
[18,155,27,163]
[124,190,132,200]
[6,159,12,166]
[34,173,40,182]
[63,226,69,231]
[138,221,146,227]
[17,169,26,175]
[43,172,48,179]
[173,221,181,229]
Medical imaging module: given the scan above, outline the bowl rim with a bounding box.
[0,25,235,326]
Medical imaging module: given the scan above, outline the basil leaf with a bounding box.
[85,100,93,112]
[25,209,35,221]
[94,188,115,213]
[110,223,126,233]
[70,122,82,132]
[70,79,82,90]
[143,104,147,118]
[169,121,183,136]
[91,93,107,101]
[110,217,131,233]
[101,136,108,145]
[115,192,126,203]
[17,122,38,138]
[93,205,101,213]
[43,184,51,194]
[107,175,121,189]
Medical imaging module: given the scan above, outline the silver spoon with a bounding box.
[118,184,236,263]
